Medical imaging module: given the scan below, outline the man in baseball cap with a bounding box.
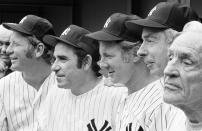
[124,2,201,131]
[37,24,127,131]
[0,15,56,131]
[87,13,160,131]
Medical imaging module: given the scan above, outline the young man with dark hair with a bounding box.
[38,25,127,131]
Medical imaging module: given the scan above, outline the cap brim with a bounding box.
[126,18,168,29]
[43,35,79,48]
[86,30,123,41]
[3,23,32,36]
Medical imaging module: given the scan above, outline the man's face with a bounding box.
[137,28,170,77]
[99,41,135,85]
[164,32,202,107]
[51,43,83,89]
[6,32,35,71]
[0,29,12,65]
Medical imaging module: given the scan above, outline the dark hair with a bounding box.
[72,42,101,77]
[27,35,54,64]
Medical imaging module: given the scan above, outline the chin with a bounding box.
[10,66,17,71]
[57,83,70,89]
[163,95,184,106]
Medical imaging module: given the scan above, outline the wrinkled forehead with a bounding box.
[99,41,121,50]
[10,31,28,44]
[142,27,165,39]
[170,32,202,53]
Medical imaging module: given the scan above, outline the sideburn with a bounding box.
[121,51,132,63]
[25,45,35,59]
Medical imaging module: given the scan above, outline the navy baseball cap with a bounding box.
[43,25,98,54]
[86,13,142,42]
[3,15,55,41]
[126,2,200,32]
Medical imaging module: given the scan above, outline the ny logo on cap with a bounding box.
[20,16,27,24]
[148,6,157,16]
[104,18,111,28]
[61,27,70,36]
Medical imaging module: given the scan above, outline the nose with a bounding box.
[6,44,13,55]
[1,45,7,54]
[164,61,179,79]
[137,43,148,57]
[51,62,61,73]
[97,58,108,69]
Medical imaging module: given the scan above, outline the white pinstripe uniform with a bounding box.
[38,78,128,131]
[151,102,202,131]
[0,71,56,131]
[128,82,183,131]
[116,78,166,131]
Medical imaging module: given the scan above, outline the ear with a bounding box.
[35,42,45,58]
[82,54,92,71]
[133,56,141,63]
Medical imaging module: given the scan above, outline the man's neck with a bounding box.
[126,66,157,95]
[178,104,202,123]
[71,73,100,96]
[22,63,51,91]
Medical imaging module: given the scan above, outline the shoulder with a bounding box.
[0,71,22,93]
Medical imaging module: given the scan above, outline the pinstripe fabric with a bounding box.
[135,80,182,131]
[38,78,128,131]
[116,78,164,131]
[0,71,56,131]
[161,103,202,131]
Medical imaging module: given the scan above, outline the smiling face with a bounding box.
[51,42,84,89]
[164,32,202,108]
[99,41,136,85]
[6,32,36,71]
[137,28,170,77]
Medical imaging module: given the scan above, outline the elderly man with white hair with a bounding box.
[0,24,12,78]
[164,21,202,131]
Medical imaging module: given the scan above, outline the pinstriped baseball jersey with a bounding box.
[150,102,202,131]
[0,71,56,131]
[38,78,128,131]
[132,80,182,131]
[116,78,163,131]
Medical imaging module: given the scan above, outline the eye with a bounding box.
[103,53,113,59]
[5,42,10,46]
[168,54,174,61]
[146,39,153,43]
[58,56,69,62]
[50,57,56,65]
[0,42,3,46]
[182,59,193,65]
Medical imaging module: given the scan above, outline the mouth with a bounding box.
[108,71,115,78]
[164,82,182,91]
[144,60,155,68]
[0,55,9,59]
[10,58,17,62]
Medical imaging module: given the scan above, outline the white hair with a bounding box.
[163,28,179,45]
[183,21,202,33]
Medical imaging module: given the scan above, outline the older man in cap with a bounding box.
[125,2,201,131]
[0,15,56,131]
[0,24,12,78]
[164,21,202,131]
